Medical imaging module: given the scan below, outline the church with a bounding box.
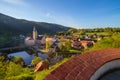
[33,27,38,40]
[24,27,45,46]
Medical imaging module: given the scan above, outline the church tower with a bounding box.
[33,27,38,40]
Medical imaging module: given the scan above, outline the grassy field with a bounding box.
[86,33,120,52]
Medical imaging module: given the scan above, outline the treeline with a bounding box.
[80,27,120,32]
[58,27,120,36]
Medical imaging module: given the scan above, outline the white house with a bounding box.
[24,37,35,46]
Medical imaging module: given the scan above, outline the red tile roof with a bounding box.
[44,48,120,80]
[34,61,49,73]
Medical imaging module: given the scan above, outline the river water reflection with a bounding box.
[8,51,48,65]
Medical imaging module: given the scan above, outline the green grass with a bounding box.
[69,49,81,53]
[5,74,34,80]
[86,33,120,52]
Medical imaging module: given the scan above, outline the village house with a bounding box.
[36,35,46,45]
[71,36,94,49]
[24,37,35,46]
[34,61,49,73]
[80,40,94,49]
[46,37,59,53]
[24,27,46,47]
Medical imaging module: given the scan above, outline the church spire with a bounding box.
[33,26,36,31]
[33,26,38,40]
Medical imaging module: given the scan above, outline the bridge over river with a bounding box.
[44,48,120,80]
[0,46,29,53]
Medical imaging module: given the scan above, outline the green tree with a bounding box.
[0,32,13,48]
[112,33,120,48]
[67,28,77,36]
[104,27,113,35]
[59,39,72,52]
[65,39,72,51]
[46,41,50,50]
[59,42,66,52]
[79,29,85,35]
[0,56,6,79]
[6,62,23,77]
[31,56,42,66]
[13,56,25,66]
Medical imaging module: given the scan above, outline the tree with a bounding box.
[0,57,34,80]
[79,29,85,35]
[67,28,77,36]
[57,31,65,36]
[0,32,13,48]
[13,56,25,66]
[59,39,72,52]
[112,33,120,48]
[6,62,23,77]
[46,41,50,50]
[0,56,6,79]
[31,56,42,66]
[65,39,72,51]
[59,43,66,52]
[104,27,113,35]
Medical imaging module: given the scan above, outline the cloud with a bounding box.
[1,0,29,6]
[46,13,51,17]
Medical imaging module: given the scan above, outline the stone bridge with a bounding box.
[0,46,28,53]
[44,48,120,80]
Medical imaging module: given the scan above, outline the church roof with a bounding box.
[36,35,44,40]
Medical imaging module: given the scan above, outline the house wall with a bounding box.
[25,40,35,46]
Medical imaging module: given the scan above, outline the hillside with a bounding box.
[0,13,70,35]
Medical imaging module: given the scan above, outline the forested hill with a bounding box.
[0,13,70,35]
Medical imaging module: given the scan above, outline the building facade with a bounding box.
[33,27,38,40]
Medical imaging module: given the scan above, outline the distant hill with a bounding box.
[0,13,70,35]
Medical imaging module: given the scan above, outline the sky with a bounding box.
[0,0,120,28]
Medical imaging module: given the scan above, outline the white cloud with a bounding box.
[1,0,29,6]
[46,13,51,17]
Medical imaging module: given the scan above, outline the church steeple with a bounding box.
[33,26,36,31]
[33,26,38,40]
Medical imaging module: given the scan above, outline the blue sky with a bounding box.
[0,0,120,28]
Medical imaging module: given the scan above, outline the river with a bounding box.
[8,51,48,65]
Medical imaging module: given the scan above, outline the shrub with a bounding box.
[0,62,6,79]
[6,62,23,77]
[59,39,72,52]
[46,41,50,50]
[31,56,42,66]
[13,56,25,66]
